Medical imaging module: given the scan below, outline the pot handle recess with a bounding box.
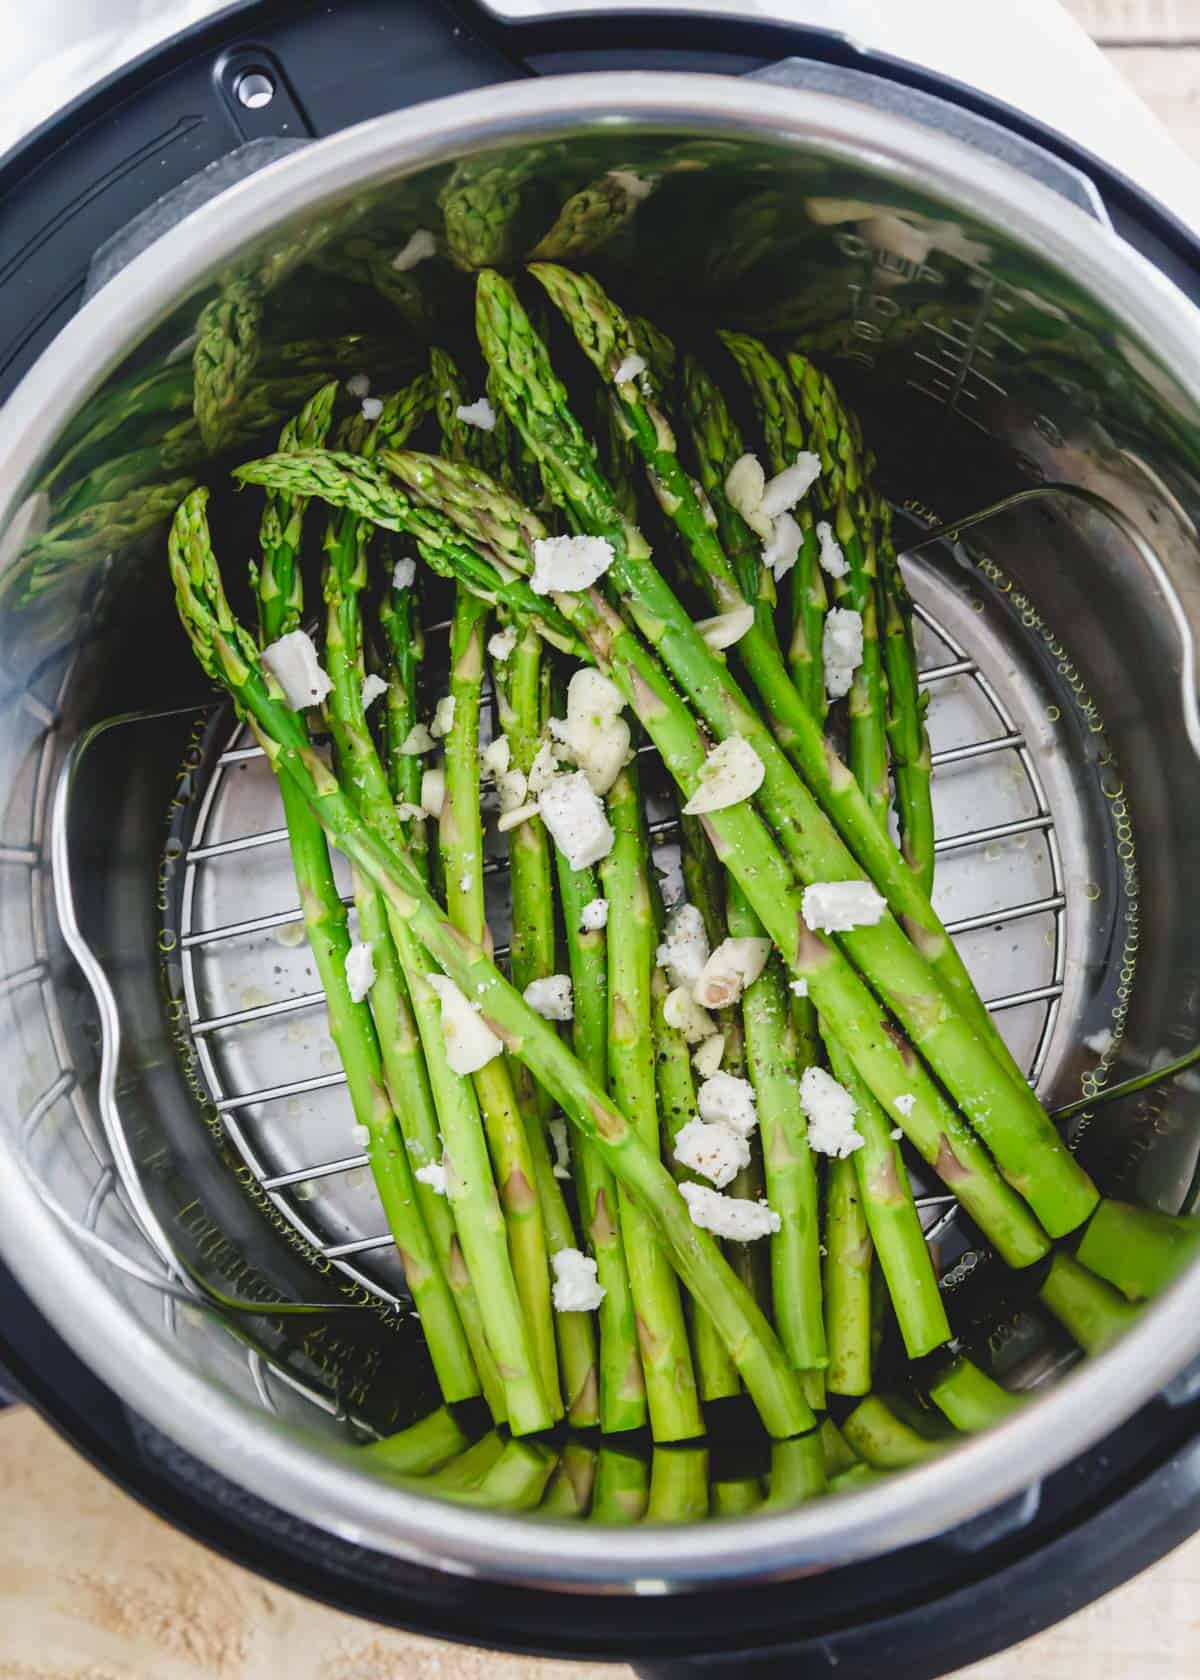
[746,56,1110,226]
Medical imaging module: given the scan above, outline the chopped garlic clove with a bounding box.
[523,974,574,1021]
[691,1033,726,1080]
[762,511,802,582]
[679,1182,781,1241]
[496,768,529,814]
[430,695,456,738]
[360,673,387,712]
[682,735,765,815]
[663,985,716,1043]
[655,903,710,990]
[759,451,822,519]
[801,879,887,933]
[392,228,437,271]
[344,941,376,1003]
[480,736,511,779]
[547,667,630,796]
[674,1117,749,1189]
[697,1070,759,1137]
[800,1066,864,1158]
[497,802,539,833]
[420,766,445,819]
[529,534,616,596]
[693,936,771,1009]
[695,603,754,650]
[428,974,503,1074]
[537,771,615,869]
[724,452,771,537]
[613,352,647,384]
[400,723,436,755]
[262,630,333,711]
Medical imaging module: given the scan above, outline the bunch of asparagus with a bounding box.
[167,259,1199,1494]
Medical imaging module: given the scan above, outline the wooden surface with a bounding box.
[6,6,1200,1678]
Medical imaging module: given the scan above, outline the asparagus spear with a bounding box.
[540,1443,598,1517]
[321,449,548,1434]
[713,332,829,725]
[359,1406,471,1476]
[927,1358,1025,1433]
[592,1447,650,1524]
[843,1395,954,1470]
[508,265,1098,1240]
[170,487,814,1440]
[824,1035,952,1361]
[242,447,1051,1274]
[553,810,648,1433]
[646,1447,710,1523]
[651,962,741,1403]
[488,622,601,1427]
[255,384,480,1406]
[761,1434,827,1507]
[438,589,565,1420]
[192,275,262,450]
[603,767,703,1441]
[823,1154,874,1398]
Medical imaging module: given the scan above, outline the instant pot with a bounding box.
[3,2,1200,1674]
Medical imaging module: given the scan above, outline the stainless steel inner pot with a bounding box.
[2,71,1200,1591]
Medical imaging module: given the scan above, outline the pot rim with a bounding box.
[2,70,1199,1589]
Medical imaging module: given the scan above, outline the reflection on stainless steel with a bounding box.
[0,75,1199,1585]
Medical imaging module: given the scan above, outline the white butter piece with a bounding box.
[655,903,710,990]
[663,985,715,1043]
[693,936,771,1009]
[360,673,387,712]
[691,1033,726,1080]
[679,1182,781,1241]
[400,723,435,755]
[695,603,755,650]
[344,941,376,1004]
[488,625,518,662]
[762,511,802,582]
[816,519,849,578]
[415,1161,447,1195]
[392,556,416,590]
[800,1066,864,1159]
[801,879,887,933]
[523,974,574,1021]
[537,771,615,869]
[455,397,496,431]
[420,766,445,819]
[430,695,456,738]
[697,1071,758,1138]
[529,534,615,596]
[580,897,608,932]
[823,606,864,701]
[759,451,821,519]
[552,1247,605,1312]
[674,1117,749,1189]
[392,227,437,271]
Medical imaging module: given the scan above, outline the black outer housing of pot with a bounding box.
[3,2,1200,1673]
